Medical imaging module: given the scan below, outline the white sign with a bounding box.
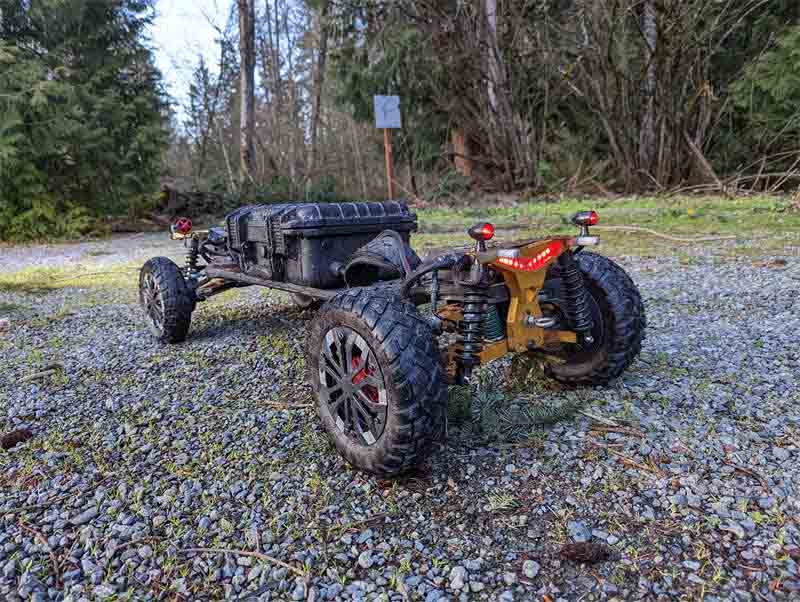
[374,95,402,129]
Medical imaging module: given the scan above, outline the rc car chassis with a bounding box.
[140,202,646,477]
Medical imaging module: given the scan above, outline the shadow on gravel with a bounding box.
[188,303,311,343]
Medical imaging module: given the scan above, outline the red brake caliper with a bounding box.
[351,356,380,403]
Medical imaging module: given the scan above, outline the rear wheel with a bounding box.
[307,288,447,477]
[543,253,646,386]
[139,257,194,343]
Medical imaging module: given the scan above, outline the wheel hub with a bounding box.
[141,272,165,333]
[318,327,387,446]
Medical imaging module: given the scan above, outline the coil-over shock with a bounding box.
[458,285,489,382]
[557,251,595,344]
[184,236,201,282]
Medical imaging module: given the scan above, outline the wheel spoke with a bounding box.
[343,332,357,373]
[344,396,359,433]
[352,398,379,439]
[321,349,343,379]
[319,326,388,447]
[327,392,345,413]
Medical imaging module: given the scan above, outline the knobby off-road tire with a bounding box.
[307,288,447,477]
[546,252,646,386]
[139,257,194,344]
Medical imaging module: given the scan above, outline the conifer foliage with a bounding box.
[0,0,168,240]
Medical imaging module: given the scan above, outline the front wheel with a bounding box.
[139,257,194,343]
[307,288,447,477]
[543,252,646,386]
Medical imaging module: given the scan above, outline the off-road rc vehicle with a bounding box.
[139,202,645,476]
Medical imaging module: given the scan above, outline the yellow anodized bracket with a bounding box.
[479,238,577,362]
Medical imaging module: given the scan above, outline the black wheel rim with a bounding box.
[318,327,388,446]
[141,272,165,333]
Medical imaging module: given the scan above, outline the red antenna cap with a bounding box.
[174,218,193,235]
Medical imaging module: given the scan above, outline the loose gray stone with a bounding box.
[357,550,373,569]
[448,566,467,590]
[522,560,540,579]
[567,521,592,543]
[70,507,98,526]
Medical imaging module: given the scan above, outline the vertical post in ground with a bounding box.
[384,128,395,200]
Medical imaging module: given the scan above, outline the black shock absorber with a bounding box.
[184,236,200,281]
[558,251,595,343]
[458,285,489,383]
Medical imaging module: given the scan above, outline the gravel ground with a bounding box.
[0,233,176,272]
[1,240,799,602]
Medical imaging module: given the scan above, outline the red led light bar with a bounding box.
[496,240,563,272]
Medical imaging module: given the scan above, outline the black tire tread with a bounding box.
[547,252,646,386]
[139,257,194,344]
[307,287,447,477]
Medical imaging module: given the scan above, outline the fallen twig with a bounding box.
[0,496,67,516]
[335,513,390,535]
[22,363,64,383]
[260,401,314,410]
[723,459,770,491]
[592,225,739,243]
[590,425,645,438]
[578,410,620,427]
[51,269,140,283]
[607,450,666,478]
[180,547,304,576]
[19,521,61,586]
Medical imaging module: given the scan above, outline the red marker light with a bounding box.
[572,211,599,227]
[174,217,193,235]
[469,222,496,242]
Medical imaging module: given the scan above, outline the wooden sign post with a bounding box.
[374,95,402,200]
[383,128,395,199]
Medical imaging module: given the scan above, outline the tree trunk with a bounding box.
[309,0,330,176]
[485,0,499,115]
[238,0,256,187]
[639,0,658,179]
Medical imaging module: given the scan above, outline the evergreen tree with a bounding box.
[0,0,168,240]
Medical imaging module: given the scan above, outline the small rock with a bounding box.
[357,550,373,569]
[773,447,790,461]
[70,507,98,526]
[469,581,484,592]
[291,580,305,601]
[721,523,746,539]
[758,497,777,510]
[448,565,467,590]
[567,520,592,543]
[93,585,116,600]
[137,545,153,560]
[3,559,16,579]
[522,560,540,579]
[503,571,517,585]
[683,560,701,571]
